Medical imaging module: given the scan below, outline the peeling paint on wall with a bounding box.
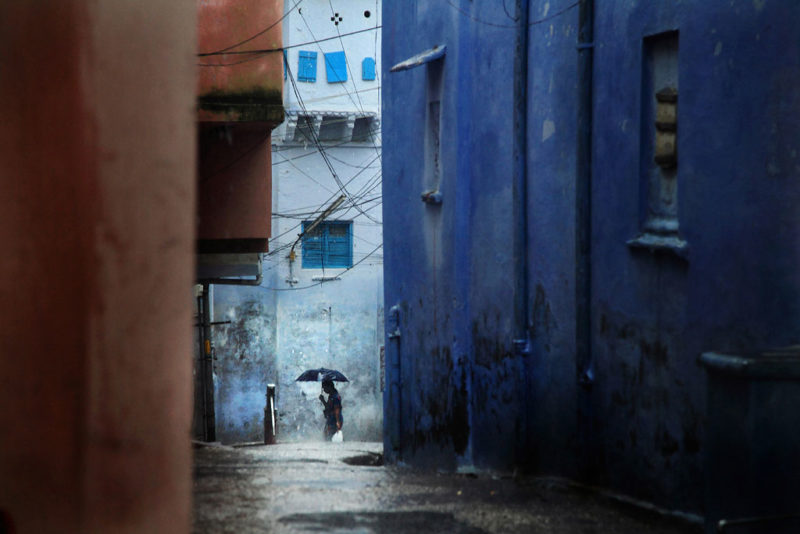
[213,295,277,444]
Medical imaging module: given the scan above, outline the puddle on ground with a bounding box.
[341,453,384,466]
[278,511,487,534]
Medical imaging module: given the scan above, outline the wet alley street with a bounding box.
[192,442,701,533]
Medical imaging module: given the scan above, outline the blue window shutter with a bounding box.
[301,222,323,268]
[326,223,352,267]
[325,51,347,83]
[283,50,288,80]
[298,51,317,82]
[302,221,352,268]
[362,57,376,81]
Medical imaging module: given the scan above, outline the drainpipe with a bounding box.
[513,0,531,354]
[195,253,263,444]
[513,0,531,466]
[196,287,208,441]
[575,0,595,478]
[200,282,216,442]
[386,304,403,461]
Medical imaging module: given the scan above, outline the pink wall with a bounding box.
[197,0,283,102]
[198,127,273,249]
[196,0,283,253]
[0,2,196,533]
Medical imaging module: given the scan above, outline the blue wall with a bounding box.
[382,0,800,513]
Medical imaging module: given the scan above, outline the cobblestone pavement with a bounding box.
[193,441,702,534]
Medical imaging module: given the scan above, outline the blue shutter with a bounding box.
[302,222,324,268]
[326,223,352,268]
[325,51,347,83]
[298,51,317,82]
[362,57,376,81]
[301,222,352,268]
[283,50,288,80]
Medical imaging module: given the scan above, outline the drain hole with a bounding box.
[342,453,383,466]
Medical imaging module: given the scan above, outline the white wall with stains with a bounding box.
[210,0,383,444]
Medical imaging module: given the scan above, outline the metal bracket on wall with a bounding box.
[512,338,531,356]
[387,305,401,339]
[578,366,595,388]
[718,514,800,532]
[390,45,447,73]
[420,190,443,205]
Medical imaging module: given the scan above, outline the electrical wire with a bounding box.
[273,152,338,194]
[443,0,579,28]
[197,25,382,67]
[286,62,381,224]
[297,10,366,114]
[272,131,383,166]
[260,243,383,291]
[267,154,382,254]
[296,86,380,105]
[273,128,383,156]
[260,6,385,285]
[198,0,303,56]
[274,159,381,217]
[326,0,368,113]
[298,6,383,164]
[273,188,380,219]
[274,142,381,170]
[325,151,381,169]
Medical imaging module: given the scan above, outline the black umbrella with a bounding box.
[295,367,349,382]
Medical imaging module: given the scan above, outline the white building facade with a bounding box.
[268,0,383,441]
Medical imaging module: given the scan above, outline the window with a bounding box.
[352,116,376,142]
[324,51,347,83]
[293,114,315,142]
[319,115,348,142]
[362,57,376,81]
[302,221,352,268]
[298,51,317,82]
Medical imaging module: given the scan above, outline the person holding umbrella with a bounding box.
[319,379,343,441]
[296,368,348,441]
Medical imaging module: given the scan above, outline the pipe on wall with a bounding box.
[513,0,532,465]
[513,0,531,351]
[575,0,595,477]
[200,282,217,442]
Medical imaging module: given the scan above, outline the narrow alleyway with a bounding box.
[193,442,701,533]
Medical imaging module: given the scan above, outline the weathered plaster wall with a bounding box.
[211,220,383,445]
[282,0,381,113]
[212,284,279,443]
[0,2,196,532]
[197,0,283,123]
[382,1,526,472]
[197,129,273,244]
[382,0,800,515]
[208,0,383,445]
[585,1,800,511]
[270,144,384,442]
[274,281,384,441]
[207,0,383,443]
[525,0,580,481]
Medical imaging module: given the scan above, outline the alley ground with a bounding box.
[193,442,702,533]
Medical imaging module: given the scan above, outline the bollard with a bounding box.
[264,384,277,444]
